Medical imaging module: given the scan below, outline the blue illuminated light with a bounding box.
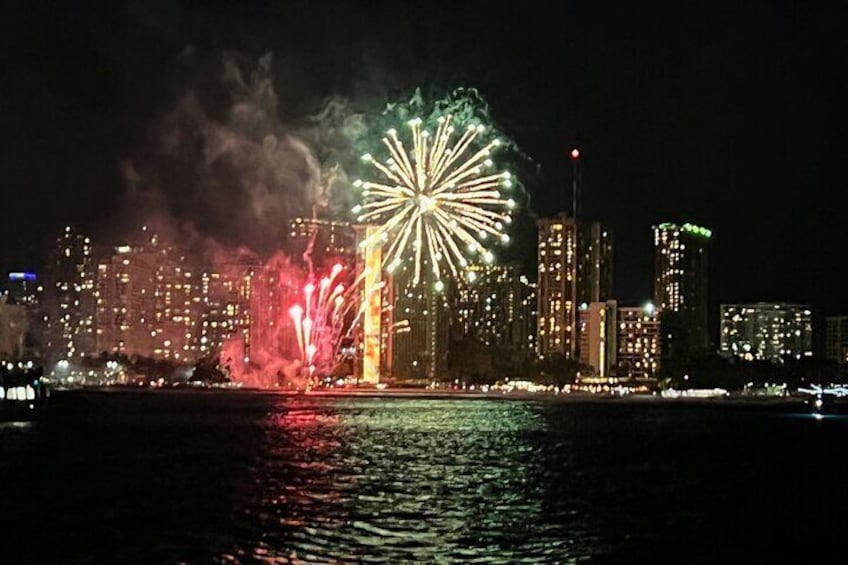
[9,272,37,282]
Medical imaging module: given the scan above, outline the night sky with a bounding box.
[2,1,846,327]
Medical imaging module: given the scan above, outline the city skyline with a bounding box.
[1,1,845,325]
[3,5,847,563]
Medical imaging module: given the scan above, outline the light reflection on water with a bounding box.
[0,420,34,430]
[3,391,847,564]
[225,398,593,563]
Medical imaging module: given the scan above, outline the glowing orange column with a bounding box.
[362,226,382,384]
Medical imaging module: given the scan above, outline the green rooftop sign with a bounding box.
[657,222,712,239]
[682,223,712,238]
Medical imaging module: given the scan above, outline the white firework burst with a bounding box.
[354,114,515,286]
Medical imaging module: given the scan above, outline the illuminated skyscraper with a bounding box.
[516,275,537,353]
[577,223,613,305]
[95,227,210,364]
[0,297,27,360]
[825,315,848,368]
[149,246,203,363]
[653,222,711,369]
[537,215,613,359]
[578,300,617,377]
[44,227,97,364]
[617,304,661,379]
[2,272,44,359]
[720,303,812,363]
[537,215,577,358]
[653,223,711,315]
[352,225,386,384]
[389,259,449,380]
[289,217,355,270]
[95,243,156,358]
[4,272,41,307]
[200,266,253,360]
[454,263,522,348]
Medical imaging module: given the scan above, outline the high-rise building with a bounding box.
[825,316,848,367]
[4,272,42,307]
[2,272,44,359]
[200,266,253,361]
[617,304,661,379]
[577,223,613,305]
[289,217,355,270]
[515,274,537,353]
[389,259,449,380]
[244,255,301,385]
[453,263,529,348]
[578,300,617,377]
[719,303,813,363]
[352,225,390,383]
[537,215,612,359]
[44,226,98,364]
[653,222,711,368]
[149,246,204,363]
[0,296,27,360]
[95,243,156,358]
[445,263,537,378]
[95,228,211,364]
[537,216,577,358]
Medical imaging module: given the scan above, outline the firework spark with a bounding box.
[289,263,348,378]
[354,114,515,286]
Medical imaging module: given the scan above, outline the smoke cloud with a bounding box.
[117,51,361,257]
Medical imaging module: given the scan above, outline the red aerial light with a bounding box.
[570,148,580,160]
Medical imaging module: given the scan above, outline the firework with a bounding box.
[288,263,348,377]
[354,114,515,286]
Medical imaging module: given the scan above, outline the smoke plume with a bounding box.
[118,51,358,257]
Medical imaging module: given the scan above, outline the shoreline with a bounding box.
[50,385,831,410]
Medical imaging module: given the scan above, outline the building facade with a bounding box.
[389,259,449,380]
[719,303,813,363]
[4,272,41,307]
[825,315,848,367]
[2,272,44,359]
[0,298,27,360]
[200,266,254,361]
[537,215,576,358]
[577,223,613,305]
[538,215,613,359]
[515,274,537,353]
[44,227,98,364]
[95,243,157,358]
[617,304,661,379]
[288,217,355,270]
[453,262,534,349]
[653,222,711,369]
[95,228,215,364]
[578,300,617,377]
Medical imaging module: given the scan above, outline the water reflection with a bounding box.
[4,392,846,563]
[225,398,591,563]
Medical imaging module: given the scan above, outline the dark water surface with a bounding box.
[1,390,846,563]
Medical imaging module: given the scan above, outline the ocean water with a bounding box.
[1,391,846,563]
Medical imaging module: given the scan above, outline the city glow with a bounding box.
[356,114,514,285]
